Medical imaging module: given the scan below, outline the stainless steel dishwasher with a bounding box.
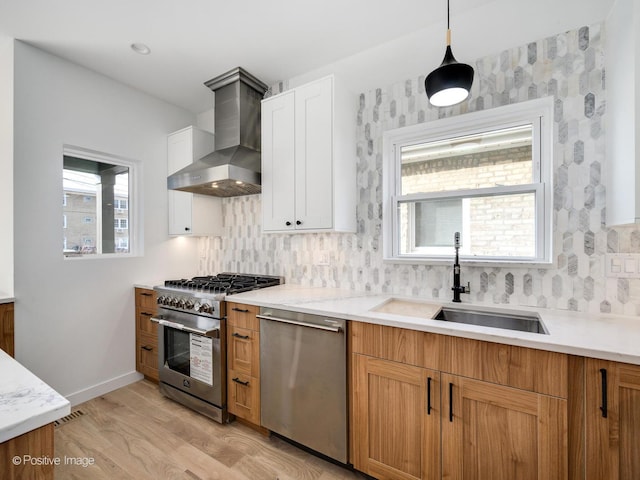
[258,307,347,463]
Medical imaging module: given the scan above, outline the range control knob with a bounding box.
[200,303,212,314]
[156,295,165,305]
[170,297,179,307]
[193,302,202,312]
[184,300,194,310]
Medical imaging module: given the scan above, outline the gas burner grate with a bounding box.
[164,273,282,295]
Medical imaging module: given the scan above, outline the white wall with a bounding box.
[13,41,201,404]
[0,36,13,296]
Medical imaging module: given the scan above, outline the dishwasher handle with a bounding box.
[257,314,343,333]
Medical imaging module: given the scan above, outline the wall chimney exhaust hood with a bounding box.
[168,67,268,197]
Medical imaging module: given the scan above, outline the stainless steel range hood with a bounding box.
[168,67,268,197]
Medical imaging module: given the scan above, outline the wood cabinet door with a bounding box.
[0,302,14,357]
[442,374,567,480]
[294,76,333,230]
[586,359,640,480]
[261,91,296,232]
[352,354,440,480]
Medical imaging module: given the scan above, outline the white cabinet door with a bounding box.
[260,75,355,234]
[294,76,333,230]
[167,126,221,236]
[262,91,296,232]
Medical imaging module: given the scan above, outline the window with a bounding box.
[383,98,553,264]
[63,146,139,257]
[114,218,128,230]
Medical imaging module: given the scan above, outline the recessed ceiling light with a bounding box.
[130,43,151,55]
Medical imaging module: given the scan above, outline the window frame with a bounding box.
[382,97,554,265]
[63,145,142,259]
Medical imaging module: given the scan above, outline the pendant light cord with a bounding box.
[446,0,451,46]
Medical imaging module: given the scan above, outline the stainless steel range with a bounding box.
[151,273,281,423]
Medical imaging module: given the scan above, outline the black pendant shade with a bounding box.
[425,1,474,107]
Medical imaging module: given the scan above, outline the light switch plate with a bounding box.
[606,253,640,278]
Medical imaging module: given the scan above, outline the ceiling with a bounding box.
[0,0,614,114]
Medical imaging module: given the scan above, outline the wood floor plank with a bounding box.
[54,380,365,480]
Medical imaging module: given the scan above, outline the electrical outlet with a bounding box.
[606,254,640,278]
[313,251,330,266]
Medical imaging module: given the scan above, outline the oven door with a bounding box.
[152,309,225,407]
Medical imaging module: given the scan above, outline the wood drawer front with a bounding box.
[228,371,260,425]
[227,302,260,330]
[137,331,159,380]
[135,288,157,311]
[446,336,568,398]
[228,326,260,377]
[351,321,444,370]
[137,310,158,336]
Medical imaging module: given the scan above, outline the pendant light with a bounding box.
[425,0,474,107]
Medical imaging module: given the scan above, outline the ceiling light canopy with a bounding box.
[425,0,474,107]
[130,43,151,55]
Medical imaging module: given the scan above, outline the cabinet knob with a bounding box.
[286,221,292,226]
[184,227,190,232]
[296,220,302,225]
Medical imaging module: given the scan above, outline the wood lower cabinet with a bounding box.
[135,288,158,381]
[352,354,440,480]
[585,359,640,480]
[442,373,567,480]
[0,302,14,357]
[0,423,54,480]
[227,302,261,425]
[351,321,570,480]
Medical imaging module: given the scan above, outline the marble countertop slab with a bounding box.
[0,349,70,443]
[0,293,14,304]
[228,284,640,366]
[133,282,163,291]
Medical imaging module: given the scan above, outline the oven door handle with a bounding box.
[150,316,220,338]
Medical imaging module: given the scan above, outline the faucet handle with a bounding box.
[462,281,471,294]
[454,232,460,249]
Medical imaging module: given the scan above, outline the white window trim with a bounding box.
[63,145,142,259]
[382,97,554,266]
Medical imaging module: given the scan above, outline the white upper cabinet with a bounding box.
[167,126,223,236]
[606,0,640,226]
[261,75,356,233]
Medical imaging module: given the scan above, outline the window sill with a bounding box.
[383,255,555,269]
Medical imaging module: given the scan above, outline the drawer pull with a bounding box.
[600,368,608,418]
[141,345,153,352]
[427,377,433,415]
[141,312,153,317]
[232,332,250,340]
[232,307,250,313]
[232,377,250,386]
[140,292,152,297]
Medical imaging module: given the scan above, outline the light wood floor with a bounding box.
[54,380,366,480]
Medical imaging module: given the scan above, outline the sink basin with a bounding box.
[370,298,442,319]
[434,307,548,334]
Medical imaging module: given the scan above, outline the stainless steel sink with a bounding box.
[434,307,548,334]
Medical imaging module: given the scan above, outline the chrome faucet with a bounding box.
[452,232,470,302]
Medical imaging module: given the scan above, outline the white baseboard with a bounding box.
[65,371,144,407]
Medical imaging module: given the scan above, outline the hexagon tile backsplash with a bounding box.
[199,22,640,317]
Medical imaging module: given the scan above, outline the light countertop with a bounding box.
[228,284,640,366]
[0,349,70,443]
[0,293,14,304]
